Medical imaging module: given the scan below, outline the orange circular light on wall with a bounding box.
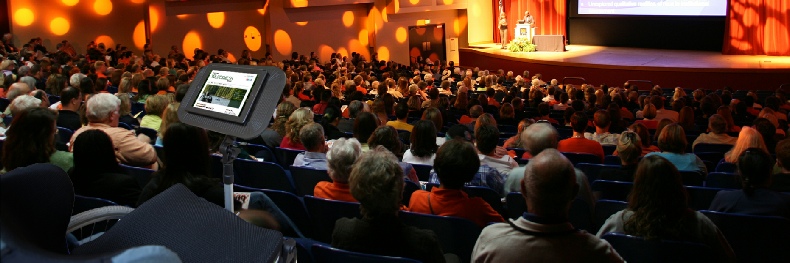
[409,0,419,5]
[358,29,369,46]
[149,6,160,32]
[131,0,146,3]
[95,35,115,49]
[243,26,262,51]
[318,44,334,61]
[291,0,308,8]
[50,17,71,36]
[62,0,79,6]
[182,31,203,57]
[295,21,308,26]
[273,30,292,56]
[342,11,354,28]
[377,46,390,61]
[13,8,34,26]
[207,12,225,28]
[94,0,113,15]
[395,27,407,43]
[177,14,189,20]
[132,21,146,50]
[443,0,453,5]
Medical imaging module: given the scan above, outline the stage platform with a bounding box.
[459,43,790,91]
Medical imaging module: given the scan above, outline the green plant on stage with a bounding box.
[507,36,536,52]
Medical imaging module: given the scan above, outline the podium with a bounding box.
[515,24,535,41]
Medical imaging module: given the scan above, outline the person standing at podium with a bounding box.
[521,11,534,27]
[499,12,508,49]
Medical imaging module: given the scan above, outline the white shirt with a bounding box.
[479,153,518,175]
[402,150,436,166]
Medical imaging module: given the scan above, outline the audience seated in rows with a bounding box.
[313,138,360,202]
[558,112,605,162]
[140,94,168,132]
[506,123,595,210]
[723,126,768,163]
[332,147,446,262]
[600,131,642,182]
[280,107,314,150]
[319,105,347,140]
[56,86,82,131]
[692,114,737,150]
[597,155,735,262]
[585,110,620,146]
[430,124,506,197]
[476,124,518,175]
[473,149,623,263]
[260,102,296,150]
[367,125,420,183]
[409,139,504,227]
[645,123,706,175]
[402,120,438,165]
[69,129,140,207]
[115,93,140,127]
[292,123,328,169]
[709,148,790,218]
[70,93,157,169]
[2,107,73,172]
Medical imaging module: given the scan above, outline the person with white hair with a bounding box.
[313,138,362,202]
[69,73,86,89]
[0,95,40,133]
[69,93,158,169]
[18,76,36,92]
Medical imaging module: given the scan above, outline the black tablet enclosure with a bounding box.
[178,64,285,140]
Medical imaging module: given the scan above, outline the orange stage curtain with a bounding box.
[723,0,789,56]
[493,0,567,43]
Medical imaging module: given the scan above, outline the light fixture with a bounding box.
[424,19,430,25]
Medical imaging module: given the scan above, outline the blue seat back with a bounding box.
[244,143,277,163]
[576,163,620,183]
[120,164,155,188]
[399,211,481,263]
[56,126,73,144]
[685,186,723,211]
[463,186,505,217]
[234,159,296,194]
[303,196,361,243]
[290,166,332,196]
[411,164,432,181]
[705,172,741,189]
[403,180,420,206]
[604,155,621,165]
[234,185,314,238]
[275,147,305,168]
[679,170,705,186]
[693,143,734,154]
[715,162,737,173]
[562,152,601,164]
[701,210,790,262]
[505,192,527,219]
[311,244,420,263]
[569,198,593,232]
[602,233,715,263]
[591,180,633,201]
[602,145,617,156]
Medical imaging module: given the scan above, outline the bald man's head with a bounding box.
[520,122,559,155]
[7,82,31,101]
[521,148,578,216]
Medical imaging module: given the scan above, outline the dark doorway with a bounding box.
[408,23,446,67]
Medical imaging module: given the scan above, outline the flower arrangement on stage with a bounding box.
[507,36,536,52]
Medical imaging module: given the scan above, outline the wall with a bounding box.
[148,0,269,61]
[267,0,470,65]
[466,0,492,44]
[9,0,147,55]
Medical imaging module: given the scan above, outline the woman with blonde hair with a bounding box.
[672,87,687,102]
[724,126,768,163]
[281,107,314,150]
[118,77,133,94]
[140,95,169,132]
[260,102,297,149]
[156,103,181,146]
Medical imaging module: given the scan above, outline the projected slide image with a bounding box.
[199,85,247,108]
[578,0,727,16]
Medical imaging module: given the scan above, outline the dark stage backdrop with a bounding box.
[567,16,726,51]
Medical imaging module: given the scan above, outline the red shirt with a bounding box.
[313,102,328,115]
[407,188,504,227]
[280,136,306,151]
[634,120,658,130]
[487,98,501,108]
[356,85,368,95]
[314,182,356,203]
[557,137,605,162]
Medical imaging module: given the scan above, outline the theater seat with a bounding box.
[602,233,715,263]
[311,243,420,263]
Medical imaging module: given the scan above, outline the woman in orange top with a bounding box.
[313,138,362,202]
[408,139,504,227]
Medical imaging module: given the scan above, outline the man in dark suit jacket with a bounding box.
[57,87,82,132]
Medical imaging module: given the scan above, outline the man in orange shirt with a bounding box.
[313,138,362,202]
[558,112,604,162]
[408,139,504,227]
